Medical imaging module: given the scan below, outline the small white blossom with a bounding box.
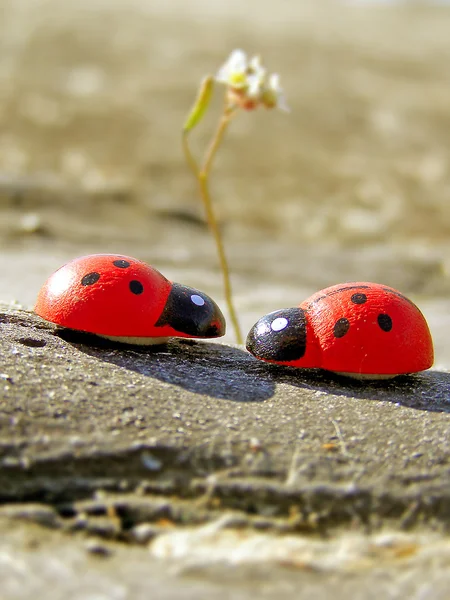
[215,49,249,89]
[215,49,288,111]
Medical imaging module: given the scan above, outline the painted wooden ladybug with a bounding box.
[35,254,225,344]
[246,282,434,379]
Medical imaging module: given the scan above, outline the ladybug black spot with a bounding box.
[351,293,367,304]
[113,259,130,269]
[129,280,144,295]
[81,272,100,286]
[334,318,350,338]
[378,313,393,332]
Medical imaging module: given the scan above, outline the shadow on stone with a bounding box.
[55,328,450,410]
[265,363,450,413]
[56,329,275,403]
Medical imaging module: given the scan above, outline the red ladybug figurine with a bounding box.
[246,282,434,379]
[35,254,225,344]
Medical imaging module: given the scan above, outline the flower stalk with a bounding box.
[182,50,287,344]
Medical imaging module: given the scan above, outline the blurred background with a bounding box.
[0,0,449,363]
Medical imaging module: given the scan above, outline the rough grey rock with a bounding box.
[0,305,449,534]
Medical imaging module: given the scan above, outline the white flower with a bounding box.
[215,49,249,89]
[215,49,288,111]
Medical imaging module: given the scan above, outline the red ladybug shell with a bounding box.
[35,254,225,342]
[246,282,434,378]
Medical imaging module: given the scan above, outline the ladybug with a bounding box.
[35,254,225,344]
[246,282,434,379]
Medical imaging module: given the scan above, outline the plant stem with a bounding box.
[182,109,243,344]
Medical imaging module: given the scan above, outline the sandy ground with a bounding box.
[0,0,450,598]
[1,518,450,600]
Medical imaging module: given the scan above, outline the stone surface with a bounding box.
[0,305,449,519]
[0,306,449,598]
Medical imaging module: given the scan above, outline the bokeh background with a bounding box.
[1,0,449,362]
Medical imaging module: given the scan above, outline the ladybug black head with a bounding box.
[156,283,225,338]
[246,308,307,363]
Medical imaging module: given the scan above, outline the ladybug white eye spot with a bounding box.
[271,317,288,332]
[191,294,205,307]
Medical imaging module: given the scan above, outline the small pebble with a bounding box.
[141,451,162,471]
[18,212,43,234]
[85,538,112,557]
[129,523,162,544]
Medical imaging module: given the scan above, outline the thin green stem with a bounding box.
[182,108,243,344]
[182,131,200,179]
